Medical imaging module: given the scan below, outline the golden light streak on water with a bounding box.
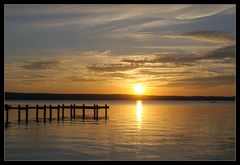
[136,100,143,130]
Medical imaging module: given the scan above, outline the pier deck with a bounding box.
[4,104,110,124]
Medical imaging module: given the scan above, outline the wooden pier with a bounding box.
[4,104,110,124]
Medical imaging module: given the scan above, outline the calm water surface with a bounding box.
[4,100,235,160]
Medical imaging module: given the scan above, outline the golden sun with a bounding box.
[134,84,144,95]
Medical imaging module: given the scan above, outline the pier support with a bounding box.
[57,105,60,121]
[26,105,28,124]
[44,105,46,123]
[82,104,85,119]
[49,104,52,121]
[93,104,96,119]
[18,105,21,123]
[6,107,9,124]
[105,104,108,119]
[62,104,64,120]
[96,105,99,120]
[36,105,39,123]
[70,104,72,119]
[73,104,76,118]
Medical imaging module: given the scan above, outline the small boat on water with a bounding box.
[211,101,216,103]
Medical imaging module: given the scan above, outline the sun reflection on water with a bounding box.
[136,100,143,129]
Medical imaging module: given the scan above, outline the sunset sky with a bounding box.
[4,4,236,96]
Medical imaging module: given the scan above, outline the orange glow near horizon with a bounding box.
[4,83,236,96]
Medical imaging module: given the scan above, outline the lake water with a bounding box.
[4,100,236,161]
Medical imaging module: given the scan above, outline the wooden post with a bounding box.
[36,105,39,123]
[49,104,52,121]
[57,105,60,121]
[70,104,72,119]
[18,105,21,123]
[82,104,85,119]
[105,104,107,119]
[93,104,95,119]
[26,105,28,124]
[96,105,98,120]
[62,104,64,120]
[6,106,9,124]
[73,104,76,118]
[44,105,46,123]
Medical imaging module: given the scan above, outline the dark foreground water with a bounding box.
[4,100,235,160]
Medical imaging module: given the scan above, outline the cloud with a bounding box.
[5,5,187,30]
[109,32,155,40]
[84,45,236,88]
[7,5,234,32]
[5,4,188,18]
[5,73,47,80]
[121,55,156,64]
[80,50,111,57]
[87,63,139,72]
[122,52,200,66]
[137,69,192,76]
[62,76,105,82]
[162,31,235,43]
[113,20,175,32]
[86,44,235,81]
[175,5,234,20]
[95,50,111,56]
[182,31,235,42]
[122,45,235,66]
[58,71,136,83]
[165,75,235,88]
[203,45,235,59]
[103,72,132,79]
[20,60,61,70]
[4,71,57,85]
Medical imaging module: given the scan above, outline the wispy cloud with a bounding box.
[175,5,234,20]
[103,72,132,79]
[203,45,235,59]
[5,5,233,32]
[87,63,139,72]
[162,31,235,43]
[108,32,156,40]
[5,5,185,30]
[165,75,235,88]
[122,53,199,66]
[20,60,61,70]
[137,69,192,76]
[93,50,111,57]
[121,45,235,65]
[62,76,106,82]
[111,19,184,34]
[85,44,235,89]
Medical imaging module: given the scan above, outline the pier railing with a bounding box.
[4,104,110,124]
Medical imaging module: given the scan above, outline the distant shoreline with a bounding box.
[5,92,235,101]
